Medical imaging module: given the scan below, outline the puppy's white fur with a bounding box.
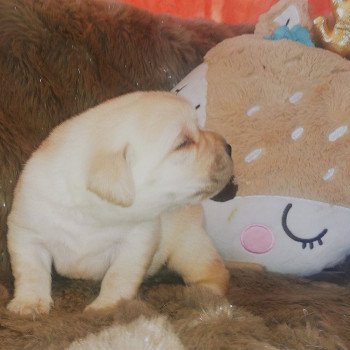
[7,92,232,315]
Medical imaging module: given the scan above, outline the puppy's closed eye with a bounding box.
[175,137,195,151]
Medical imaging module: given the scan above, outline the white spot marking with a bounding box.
[323,168,335,181]
[291,127,304,140]
[289,91,303,104]
[245,148,263,163]
[246,105,260,117]
[328,125,348,142]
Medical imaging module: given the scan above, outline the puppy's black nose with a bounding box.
[225,143,232,157]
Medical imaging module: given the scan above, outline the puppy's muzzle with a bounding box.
[211,142,237,202]
[210,176,237,202]
[225,143,232,157]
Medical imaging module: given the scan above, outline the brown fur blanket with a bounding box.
[1,268,349,349]
[0,0,253,285]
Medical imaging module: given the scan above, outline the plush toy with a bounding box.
[313,0,350,58]
[171,1,350,276]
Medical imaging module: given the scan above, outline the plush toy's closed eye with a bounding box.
[282,203,328,249]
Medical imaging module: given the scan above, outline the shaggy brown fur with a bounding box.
[0,0,254,286]
[0,268,349,349]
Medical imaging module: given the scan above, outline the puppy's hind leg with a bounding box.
[162,206,230,296]
[7,229,53,316]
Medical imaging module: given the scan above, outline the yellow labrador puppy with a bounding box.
[7,92,233,316]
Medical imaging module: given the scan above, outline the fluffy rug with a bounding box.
[1,268,349,349]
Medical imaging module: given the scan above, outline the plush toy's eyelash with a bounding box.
[281,203,328,249]
[175,137,195,151]
[174,84,187,94]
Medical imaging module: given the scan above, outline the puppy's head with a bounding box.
[87,92,233,217]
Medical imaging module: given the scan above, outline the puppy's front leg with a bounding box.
[7,232,53,316]
[162,205,230,296]
[85,222,158,312]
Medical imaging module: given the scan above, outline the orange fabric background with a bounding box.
[123,0,331,23]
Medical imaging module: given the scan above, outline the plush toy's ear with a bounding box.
[254,0,312,37]
[87,146,135,207]
[273,4,301,28]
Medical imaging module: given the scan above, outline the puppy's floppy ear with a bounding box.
[87,146,135,207]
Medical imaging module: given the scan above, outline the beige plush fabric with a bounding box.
[205,35,350,207]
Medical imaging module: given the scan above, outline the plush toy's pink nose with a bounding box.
[240,225,274,254]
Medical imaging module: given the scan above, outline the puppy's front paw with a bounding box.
[7,297,53,316]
